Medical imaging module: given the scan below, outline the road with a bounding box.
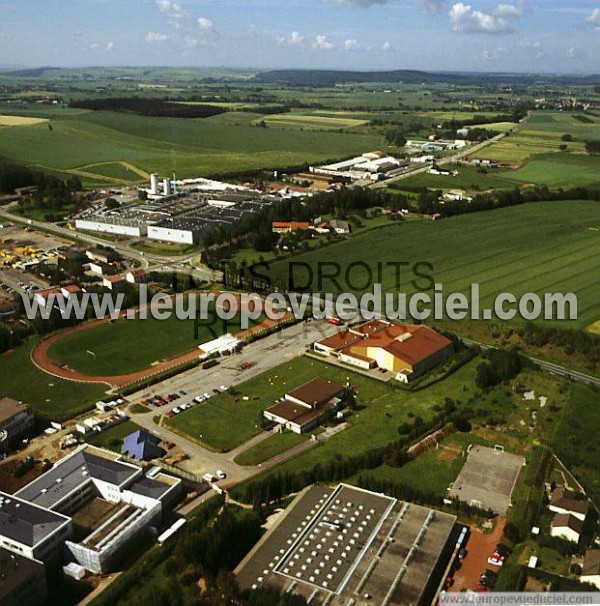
[460,337,600,387]
[0,207,221,283]
[370,112,534,191]
[125,319,338,484]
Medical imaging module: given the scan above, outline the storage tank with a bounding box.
[150,174,159,195]
[163,178,172,196]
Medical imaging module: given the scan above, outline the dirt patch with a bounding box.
[437,446,460,462]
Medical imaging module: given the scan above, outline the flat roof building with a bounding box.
[235,483,457,606]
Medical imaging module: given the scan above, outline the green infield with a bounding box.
[47,307,256,377]
[0,109,383,185]
[166,354,479,454]
[266,200,600,328]
[234,431,311,466]
[0,338,106,420]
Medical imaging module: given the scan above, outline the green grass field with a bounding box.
[47,307,255,376]
[394,164,520,192]
[166,355,397,452]
[234,431,310,466]
[168,354,480,455]
[0,109,383,185]
[0,338,106,420]
[266,200,600,328]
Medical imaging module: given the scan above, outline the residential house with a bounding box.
[581,549,600,589]
[550,513,583,543]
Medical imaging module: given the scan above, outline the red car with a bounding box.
[165,411,174,418]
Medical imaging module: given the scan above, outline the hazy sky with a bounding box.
[1,0,599,73]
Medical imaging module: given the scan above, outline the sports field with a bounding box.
[0,108,382,185]
[0,337,105,420]
[266,200,600,328]
[47,310,252,377]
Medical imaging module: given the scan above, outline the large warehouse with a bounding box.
[235,483,457,606]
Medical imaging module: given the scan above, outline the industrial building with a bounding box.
[310,151,406,183]
[314,321,454,383]
[10,445,182,574]
[235,483,457,606]
[75,177,282,245]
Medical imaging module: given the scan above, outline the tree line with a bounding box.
[70,97,227,119]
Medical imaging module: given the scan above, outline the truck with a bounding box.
[202,359,219,370]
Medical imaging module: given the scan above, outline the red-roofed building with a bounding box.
[314,321,453,383]
[125,269,147,284]
[102,275,125,291]
[61,285,83,298]
[272,221,310,234]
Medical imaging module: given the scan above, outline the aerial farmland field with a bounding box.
[266,200,600,328]
[0,107,383,185]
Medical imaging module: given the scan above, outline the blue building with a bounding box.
[121,429,164,461]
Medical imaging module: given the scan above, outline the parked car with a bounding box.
[215,469,226,479]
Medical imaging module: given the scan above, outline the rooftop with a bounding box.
[235,483,456,606]
[287,378,345,408]
[0,398,31,424]
[0,492,70,547]
[551,513,584,535]
[15,446,141,510]
[583,549,600,577]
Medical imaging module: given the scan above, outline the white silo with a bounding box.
[163,178,172,196]
[150,174,159,195]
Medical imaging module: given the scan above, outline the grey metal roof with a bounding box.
[15,448,140,510]
[127,477,172,500]
[0,493,69,547]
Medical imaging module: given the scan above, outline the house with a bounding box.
[0,548,47,606]
[549,486,589,521]
[121,429,164,461]
[272,221,310,234]
[33,287,61,306]
[315,321,454,383]
[263,378,346,434]
[329,219,351,235]
[581,549,600,589]
[89,261,117,276]
[86,248,119,264]
[0,397,35,452]
[103,275,125,290]
[125,269,147,284]
[60,284,83,298]
[550,513,583,543]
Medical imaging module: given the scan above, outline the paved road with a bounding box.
[0,208,221,283]
[124,320,338,484]
[460,337,600,387]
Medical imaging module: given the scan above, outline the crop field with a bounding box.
[471,111,600,166]
[507,153,600,188]
[0,114,49,127]
[0,108,383,185]
[393,164,520,192]
[47,308,256,376]
[0,337,105,420]
[266,200,600,328]
[255,112,369,130]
